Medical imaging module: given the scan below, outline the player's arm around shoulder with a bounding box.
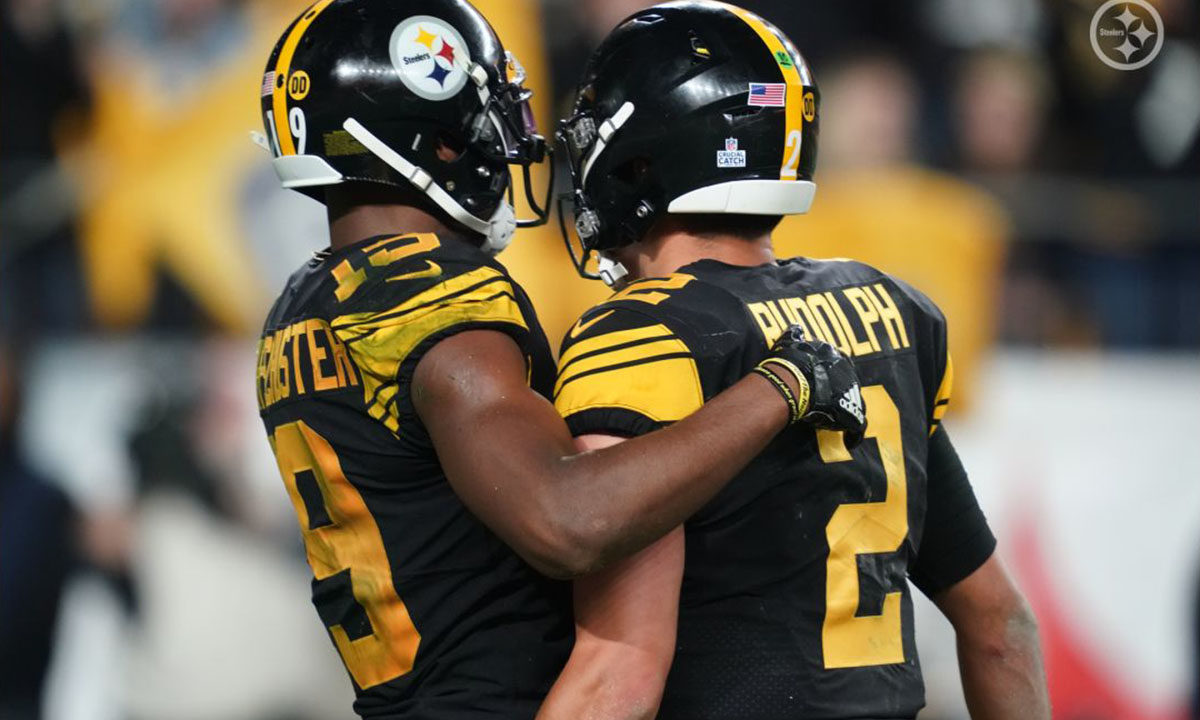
[535,306,699,718]
[537,433,684,720]
[408,303,702,578]
[537,305,698,717]
[412,296,863,580]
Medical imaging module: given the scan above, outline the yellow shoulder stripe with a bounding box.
[555,355,703,425]
[930,353,954,435]
[555,335,691,398]
[558,323,672,374]
[554,320,703,425]
[331,266,527,434]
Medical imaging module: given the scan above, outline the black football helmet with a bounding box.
[558,0,819,284]
[257,0,551,254]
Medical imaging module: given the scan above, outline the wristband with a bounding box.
[759,358,811,418]
[752,362,801,424]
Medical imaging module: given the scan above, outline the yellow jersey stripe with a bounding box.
[344,294,527,434]
[557,323,675,372]
[332,267,511,334]
[933,353,954,415]
[555,354,704,425]
[929,353,954,435]
[555,337,692,397]
[273,0,336,156]
[721,3,804,180]
[331,266,528,435]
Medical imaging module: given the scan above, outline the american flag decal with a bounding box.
[747,82,786,107]
[261,72,276,98]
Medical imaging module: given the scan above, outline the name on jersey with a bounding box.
[747,282,911,358]
[256,318,360,411]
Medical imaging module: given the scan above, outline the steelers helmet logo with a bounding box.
[389,15,471,101]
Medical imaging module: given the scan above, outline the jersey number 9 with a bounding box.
[271,420,421,688]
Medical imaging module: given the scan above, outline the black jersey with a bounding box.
[555,258,986,720]
[257,233,571,720]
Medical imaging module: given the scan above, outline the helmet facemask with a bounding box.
[556,98,642,284]
[469,51,555,230]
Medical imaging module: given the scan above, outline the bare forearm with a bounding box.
[936,558,1051,720]
[416,331,788,577]
[957,606,1050,720]
[538,646,664,720]
[539,518,680,720]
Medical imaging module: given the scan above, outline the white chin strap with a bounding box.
[342,117,516,255]
[596,256,629,288]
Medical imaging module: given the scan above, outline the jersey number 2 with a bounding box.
[819,385,908,668]
[271,420,421,688]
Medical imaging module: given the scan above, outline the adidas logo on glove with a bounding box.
[839,385,865,425]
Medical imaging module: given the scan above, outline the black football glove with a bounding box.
[756,325,867,447]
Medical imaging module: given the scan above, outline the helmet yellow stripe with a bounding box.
[273,0,337,156]
[721,4,805,181]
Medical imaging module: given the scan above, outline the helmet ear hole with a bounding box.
[435,131,466,163]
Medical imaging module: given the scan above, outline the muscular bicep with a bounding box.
[412,329,576,571]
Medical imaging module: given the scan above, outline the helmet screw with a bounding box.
[635,204,651,218]
[446,181,457,192]
[476,166,491,178]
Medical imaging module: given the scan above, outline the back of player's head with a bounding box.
[257,0,552,255]
[558,1,818,284]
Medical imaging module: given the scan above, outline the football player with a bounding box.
[541,3,1051,719]
[253,1,865,718]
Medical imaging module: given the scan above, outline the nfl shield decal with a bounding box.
[717,137,747,168]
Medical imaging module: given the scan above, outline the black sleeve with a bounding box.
[909,427,997,597]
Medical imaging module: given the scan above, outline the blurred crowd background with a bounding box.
[1,0,1198,719]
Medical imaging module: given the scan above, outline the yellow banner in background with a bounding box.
[75,0,606,346]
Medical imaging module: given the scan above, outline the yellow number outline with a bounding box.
[272,420,421,688]
[819,385,908,668]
